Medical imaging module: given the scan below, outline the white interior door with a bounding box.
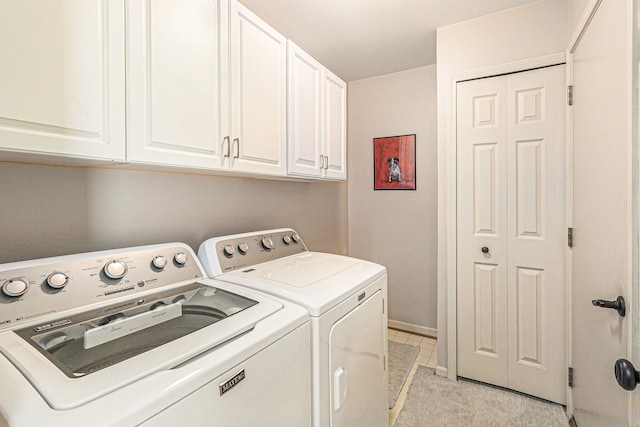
[570,0,635,425]
[457,65,566,404]
[457,76,509,388]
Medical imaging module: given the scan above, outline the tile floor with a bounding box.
[388,328,438,426]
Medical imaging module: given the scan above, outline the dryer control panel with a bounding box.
[199,229,308,274]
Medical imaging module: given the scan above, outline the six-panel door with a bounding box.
[457,65,566,404]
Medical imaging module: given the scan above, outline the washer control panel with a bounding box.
[0,244,203,330]
[210,229,307,273]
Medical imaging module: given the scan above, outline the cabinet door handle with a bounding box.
[323,155,329,170]
[319,155,324,170]
[223,136,230,158]
[233,138,240,159]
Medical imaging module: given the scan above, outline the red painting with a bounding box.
[373,134,416,190]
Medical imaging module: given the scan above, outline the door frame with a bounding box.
[446,52,567,383]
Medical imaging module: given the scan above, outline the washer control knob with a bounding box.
[238,243,249,254]
[282,235,292,245]
[291,233,300,243]
[46,272,69,289]
[2,278,30,297]
[174,252,188,265]
[223,245,236,257]
[152,256,168,269]
[104,260,128,280]
[261,237,274,250]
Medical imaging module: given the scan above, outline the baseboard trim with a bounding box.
[435,366,448,378]
[388,319,437,338]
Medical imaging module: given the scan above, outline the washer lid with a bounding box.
[0,281,283,410]
[220,252,386,316]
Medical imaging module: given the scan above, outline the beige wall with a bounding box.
[0,163,348,263]
[348,66,438,336]
[436,0,568,375]
[569,0,594,38]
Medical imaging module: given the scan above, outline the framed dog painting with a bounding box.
[373,134,416,190]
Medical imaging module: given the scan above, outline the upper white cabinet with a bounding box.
[228,1,287,175]
[322,68,347,180]
[0,0,126,163]
[0,0,332,181]
[126,0,287,175]
[126,0,225,169]
[287,42,346,180]
[287,42,323,177]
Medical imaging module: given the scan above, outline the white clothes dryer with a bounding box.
[198,228,388,427]
[0,243,311,426]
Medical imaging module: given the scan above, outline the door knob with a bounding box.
[615,359,639,391]
[481,247,489,254]
[592,296,626,317]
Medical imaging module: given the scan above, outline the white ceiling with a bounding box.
[239,0,541,81]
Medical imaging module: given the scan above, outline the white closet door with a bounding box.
[457,65,566,404]
[505,66,566,404]
[457,76,510,388]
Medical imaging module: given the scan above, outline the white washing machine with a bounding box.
[0,243,311,426]
[198,228,388,427]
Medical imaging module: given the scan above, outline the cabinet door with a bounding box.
[322,69,347,180]
[0,0,125,162]
[229,0,287,175]
[287,41,323,178]
[127,0,225,168]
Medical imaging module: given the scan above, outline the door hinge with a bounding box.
[568,227,574,248]
[567,85,574,106]
[568,367,574,388]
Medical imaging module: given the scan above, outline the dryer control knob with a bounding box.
[291,233,300,243]
[261,237,274,250]
[104,260,128,280]
[152,256,168,269]
[282,235,292,245]
[223,245,236,256]
[238,243,249,254]
[174,252,188,265]
[2,278,29,297]
[46,272,69,289]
